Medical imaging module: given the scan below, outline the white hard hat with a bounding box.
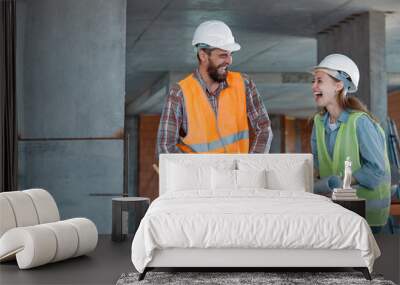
[192,20,241,52]
[313,54,360,93]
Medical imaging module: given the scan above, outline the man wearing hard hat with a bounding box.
[156,20,272,154]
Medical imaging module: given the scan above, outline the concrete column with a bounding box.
[317,11,387,126]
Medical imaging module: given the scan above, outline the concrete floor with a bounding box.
[373,234,400,284]
[0,235,134,285]
[1,234,399,285]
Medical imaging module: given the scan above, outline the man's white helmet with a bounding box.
[192,20,241,52]
[313,54,360,93]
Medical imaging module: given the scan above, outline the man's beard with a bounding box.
[207,62,228,83]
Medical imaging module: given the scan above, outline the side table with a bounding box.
[112,197,150,242]
[332,198,366,218]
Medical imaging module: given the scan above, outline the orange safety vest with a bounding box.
[176,71,249,153]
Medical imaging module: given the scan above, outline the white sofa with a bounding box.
[0,189,98,269]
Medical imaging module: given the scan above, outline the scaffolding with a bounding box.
[387,118,400,233]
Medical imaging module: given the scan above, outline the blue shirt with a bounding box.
[311,110,386,189]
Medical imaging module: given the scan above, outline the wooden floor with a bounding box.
[0,234,399,285]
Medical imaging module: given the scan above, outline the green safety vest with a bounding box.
[314,111,391,226]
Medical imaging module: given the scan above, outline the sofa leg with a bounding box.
[354,267,371,280]
[138,268,148,281]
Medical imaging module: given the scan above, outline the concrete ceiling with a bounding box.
[125,0,400,118]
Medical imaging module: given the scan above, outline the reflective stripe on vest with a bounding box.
[177,71,249,153]
[314,112,391,226]
[186,130,249,153]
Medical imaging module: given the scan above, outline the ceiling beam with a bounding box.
[247,72,312,84]
[125,71,400,115]
[249,72,400,85]
[125,73,169,115]
[388,72,400,86]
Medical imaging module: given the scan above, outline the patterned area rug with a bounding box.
[116,271,396,285]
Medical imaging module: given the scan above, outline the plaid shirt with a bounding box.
[157,69,273,155]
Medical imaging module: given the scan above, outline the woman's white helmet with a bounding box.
[192,20,241,52]
[313,54,360,94]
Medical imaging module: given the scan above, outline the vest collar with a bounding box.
[194,68,228,95]
[321,109,351,126]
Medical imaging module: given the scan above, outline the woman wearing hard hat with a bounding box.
[311,53,391,232]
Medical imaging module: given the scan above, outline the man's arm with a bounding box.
[156,84,184,156]
[243,75,273,153]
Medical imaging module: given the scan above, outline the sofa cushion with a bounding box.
[0,192,39,227]
[23,189,59,223]
[0,196,16,237]
[0,226,57,269]
[42,221,79,262]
